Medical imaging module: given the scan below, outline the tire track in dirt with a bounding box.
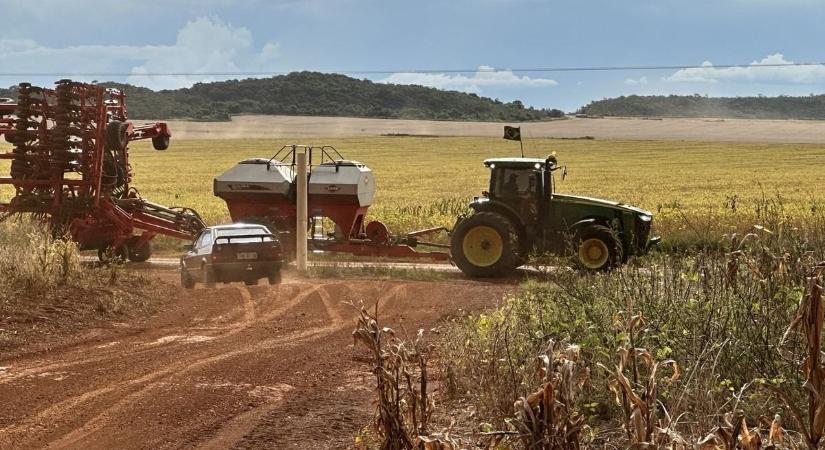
[1,279,513,449]
[0,283,312,384]
[0,284,323,446]
[29,283,403,449]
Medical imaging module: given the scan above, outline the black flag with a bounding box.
[503,126,521,141]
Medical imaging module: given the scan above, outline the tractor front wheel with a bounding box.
[575,225,623,271]
[450,212,519,278]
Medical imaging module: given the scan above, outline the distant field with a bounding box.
[123,137,825,248]
[156,115,825,144]
[3,136,824,250]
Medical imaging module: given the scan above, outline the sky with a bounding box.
[2,0,825,111]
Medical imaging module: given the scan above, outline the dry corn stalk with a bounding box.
[767,264,825,450]
[512,340,589,450]
[697,411,786,450]
[606,313,682,448]
[353,303,445,450]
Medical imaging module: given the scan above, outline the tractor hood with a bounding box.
[552,193,652,217]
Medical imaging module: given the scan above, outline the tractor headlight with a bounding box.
[640,214,652,222]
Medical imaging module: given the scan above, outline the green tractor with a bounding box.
[450,155,660,277]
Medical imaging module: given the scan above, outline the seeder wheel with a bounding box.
[365,221,390,244]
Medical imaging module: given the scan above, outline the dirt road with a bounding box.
[0,272,513,449]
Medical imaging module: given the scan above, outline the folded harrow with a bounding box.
[0,80,203,261]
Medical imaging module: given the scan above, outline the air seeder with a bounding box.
[214,145,449,261]
[0,80,204,261]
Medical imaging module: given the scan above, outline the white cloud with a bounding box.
[380,65,557,95]
[666,53,825,84]
[624,76,649,85]
[0,17,281,90]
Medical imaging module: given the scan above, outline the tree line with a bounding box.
[579,94,825,119]
[0,72,565,122]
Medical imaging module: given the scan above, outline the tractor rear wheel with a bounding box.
[575,225,623,271]
[450,212,519,278]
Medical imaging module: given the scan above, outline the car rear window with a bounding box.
[215,227,274,243]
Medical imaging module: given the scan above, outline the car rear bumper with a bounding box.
[214,261,282,282]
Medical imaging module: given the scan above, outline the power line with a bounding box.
[0,61,822,77]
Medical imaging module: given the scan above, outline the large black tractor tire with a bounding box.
[575,225,623,271]
[450,212,519,278]
[152,135,170,151]
[106,120,129,152]
[126,237,152,263]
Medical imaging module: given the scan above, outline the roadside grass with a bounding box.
[433,206,825,447]
[0,219,169,351]
[5,136,822,254]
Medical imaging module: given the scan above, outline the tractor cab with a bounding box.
[483,156,559,223]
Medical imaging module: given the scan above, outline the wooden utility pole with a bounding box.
[296,149,308,273]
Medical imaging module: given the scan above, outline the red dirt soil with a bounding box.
[0,272,513,449]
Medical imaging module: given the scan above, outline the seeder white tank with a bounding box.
[213,158,375,207]
[213,158,295,197]
[308,160,375,206]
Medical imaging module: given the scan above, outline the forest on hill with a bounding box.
[0,72,564,122]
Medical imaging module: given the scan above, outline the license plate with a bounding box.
[236,252,258,260]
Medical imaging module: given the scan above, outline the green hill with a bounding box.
[0,72,564,122]
[579,94,825,120]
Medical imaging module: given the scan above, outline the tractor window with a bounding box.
[496,169,532,198]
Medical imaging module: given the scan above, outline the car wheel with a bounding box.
[181,269,195,289]
[203,265,216,288]
[267,269,282,285]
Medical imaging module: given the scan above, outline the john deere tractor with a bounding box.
[450,156,660,277]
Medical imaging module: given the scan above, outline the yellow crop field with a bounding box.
[3,136,824,250]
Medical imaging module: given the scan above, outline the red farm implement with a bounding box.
[214,145,449,261]
[0,80,204,261]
